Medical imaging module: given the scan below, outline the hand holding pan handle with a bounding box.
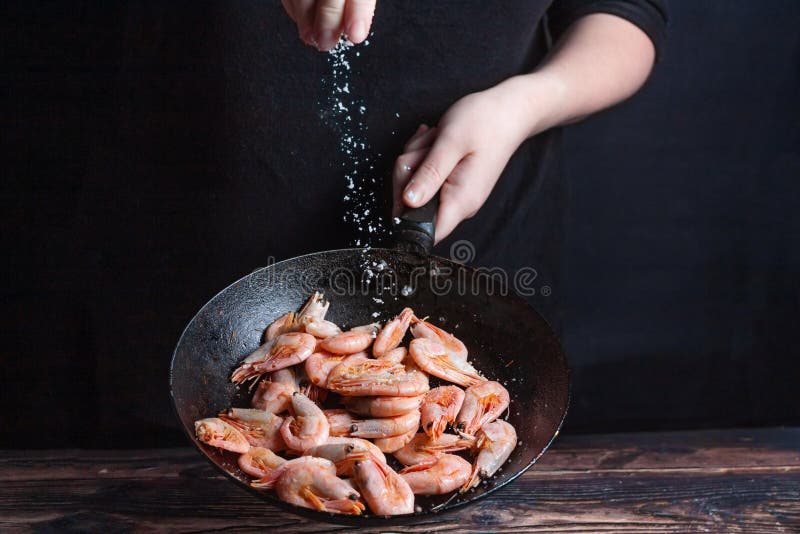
[393,193,439,256]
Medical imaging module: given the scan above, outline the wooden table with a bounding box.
[2,428,798,533]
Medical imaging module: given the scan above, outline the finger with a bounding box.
[284,0,317,44]
[343,0,376,43]
[433,156,487,243]
[404,126,437,152]
[403,124,429,151]
[392,148,429,217]
[314,0,347,51]
[403,137,464,208]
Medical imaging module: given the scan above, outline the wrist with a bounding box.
[495,73,570,139]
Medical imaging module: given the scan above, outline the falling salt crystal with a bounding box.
[401,285,413,297]
[372,297,384,304]
[395,112,400,118]
[393,217,401,225]
[371,311,381,318]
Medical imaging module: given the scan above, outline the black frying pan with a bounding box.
[170,199,569,526]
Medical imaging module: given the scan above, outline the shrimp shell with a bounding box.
[373,307,413,357]
[456,380,510,436]
[327,359,429,397]
[238,446,286,478]
[408,338,484,388]
[319,330,374,355]
[342,394,423,418]
[349,409,421,439]
[461,419,517,492]
[420,385,465,440]
[194,417,250,454]
[352,456,415,516]
[400,454,472,495]
[280,392,329,452]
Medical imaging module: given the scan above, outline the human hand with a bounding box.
[281,0,376,51]
[393,78,542,243]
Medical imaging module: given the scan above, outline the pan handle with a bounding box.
[393,193,439,255]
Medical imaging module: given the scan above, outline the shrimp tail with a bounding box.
[460,465,482,493]
[325,497,365,515]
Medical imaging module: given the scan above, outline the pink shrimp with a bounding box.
[319,330,374,355]
[373,307,414,357]
[394,432,473,467]
[378,346,407,364]
[410,317,468,361]
[251,378,296,413]
[461,419,517,492]
[400,454,472,495]
[408,338,484,388]
[194,417,250,454]
[342,394,423,418]
[372,426,418,453]
[420,385,465,440]
[327,359,429,397]
[268,457,365,515]
[237,446,286,478]
[352,455,415,516]
[304,351,348,388]
[348,409,420,439]
[304,437,386,476]
[280,392,330,451]
[220,408,286,451]
[302,317,342,339]
[265,312,297,342]
[456,380,510,436]
[231,332,316,383]
[324,409,355,437]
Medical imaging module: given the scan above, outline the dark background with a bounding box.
[2,1,799,448]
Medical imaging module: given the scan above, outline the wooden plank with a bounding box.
[1,428,798,533]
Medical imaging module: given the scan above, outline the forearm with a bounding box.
[497,13,657,139]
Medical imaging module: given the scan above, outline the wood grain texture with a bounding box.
[2,428,798,533]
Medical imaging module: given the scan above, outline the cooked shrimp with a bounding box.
[327,359,429,397]
[296,291,330,323]
[220,408,286,451]
[394,432,473,467]
[319,330,374,355]
[349,322,380,335]
[342,394,422,418]
[238,446,286,478]
[400,454,472,495]
[280,392,330,451]
[352,456,415,515]
[420,386,465,440]
[373,307,413,357]
[302,317,342,339]
[456,380,510,436]
[408,338,484,388]
[251,378,296,413]
[349,409,420,439]
[410,318,468,361]
[194,417,250,454]
[378,346,407,364]
[304,351,347,388]
[231,332,316,383]
[461,419,517,492]
[265,312,297,342]
[269,457,365,515]
[372,426,418,453]
[324,409,355,437]
[304,437,386,475]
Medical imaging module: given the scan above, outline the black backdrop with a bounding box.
[2,1,799,447]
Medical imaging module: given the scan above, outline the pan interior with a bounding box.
[171,248,569,525]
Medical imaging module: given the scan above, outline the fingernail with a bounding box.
[317,31,338,51]
[404,188,417,203]
[348,20,367,43]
